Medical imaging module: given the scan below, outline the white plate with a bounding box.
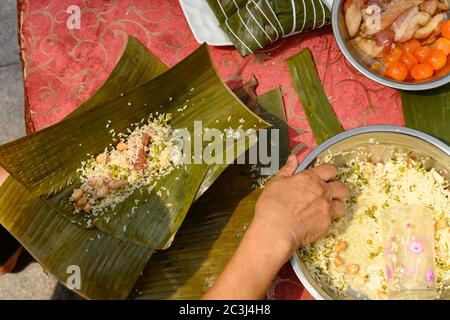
[179,0,334,47]
[179,0,233,46]
[322,0,333,10]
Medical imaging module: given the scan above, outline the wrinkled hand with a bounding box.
[202,155,349,300]
[252,155,348,256]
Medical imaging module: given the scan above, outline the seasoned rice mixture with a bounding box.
[300,154,450,299]
[70,113,182,216]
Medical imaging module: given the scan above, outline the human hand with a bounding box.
[251,155,348,259]
[203,155,349,300]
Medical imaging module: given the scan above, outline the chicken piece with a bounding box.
[352,36,385,57]
[391,7,431,42]
[345,0,364,37]
[420,0,439,15]
[415,13,445,39]
[361,0,425,36]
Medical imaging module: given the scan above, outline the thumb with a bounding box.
[274,155,298,180]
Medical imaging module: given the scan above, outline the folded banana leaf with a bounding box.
[0,36,168,299]
[287,48,343,144]
[0,44,271,250]
[208,0,331,56]
[71,38,228,204]
[0,178,152,299]
[401,84,450,145]
[131,87,289,299]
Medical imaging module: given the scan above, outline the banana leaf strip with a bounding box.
[257,87,290,164]
[0,44,271,250]
[287,48,343,144]
[207,0,331,56]
[401,84,450,145]
[131,87,289,299]
[0,36,173,299]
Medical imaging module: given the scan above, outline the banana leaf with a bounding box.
[131,87,289,299]
[207,0,248,23]
[0,44,271,250]
[0,178,152,300]
[287,48,343,144]
[258,87,290,163]
[71,38,224,203]
[0,36,169,299]
[208,0,331,56]
[401,84,450,145]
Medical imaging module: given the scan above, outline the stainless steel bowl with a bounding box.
[290,125,450,300]
[331,0,450,91]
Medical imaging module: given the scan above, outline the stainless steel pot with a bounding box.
[329,0,450,91]
[290,125,450,300]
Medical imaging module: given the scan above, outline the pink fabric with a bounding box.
[18,0,404,299]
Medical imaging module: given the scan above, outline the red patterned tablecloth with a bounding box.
[17,0,404,300]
